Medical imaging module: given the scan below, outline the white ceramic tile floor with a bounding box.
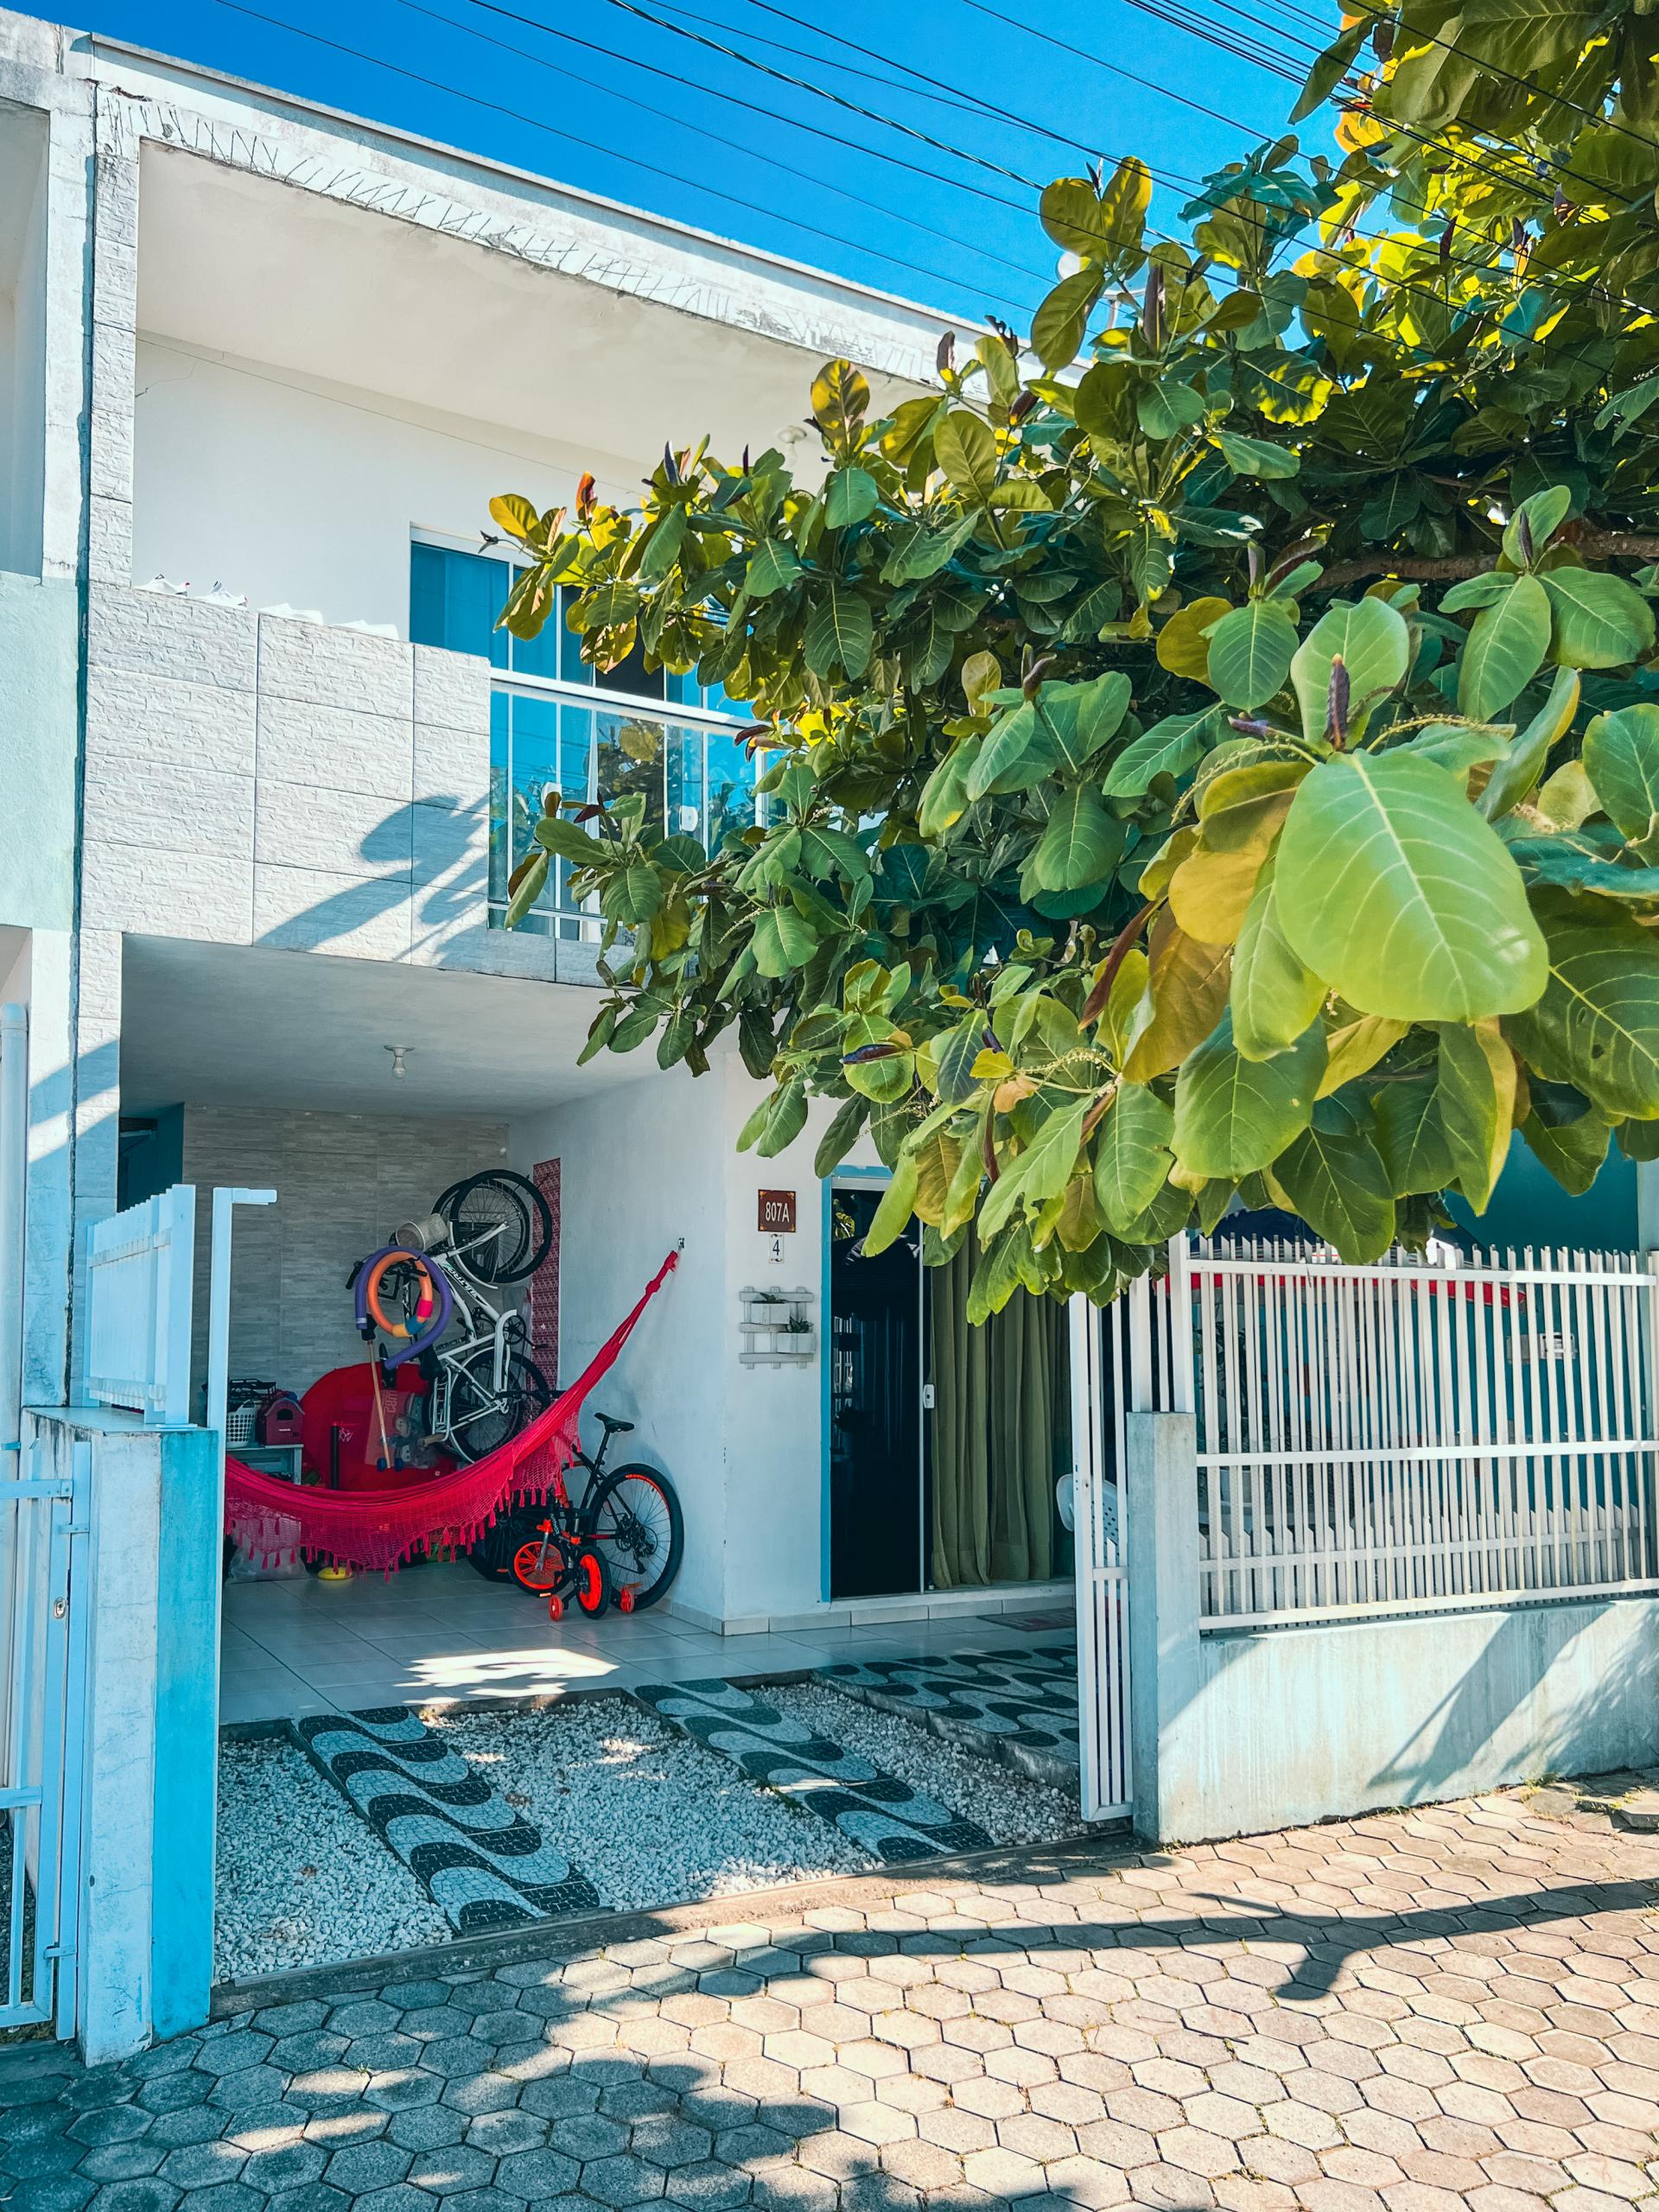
[219,1560,1075,1723]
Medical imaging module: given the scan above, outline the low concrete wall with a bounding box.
[1188,1597,1659,1839]
[1127,1411,1659,1843]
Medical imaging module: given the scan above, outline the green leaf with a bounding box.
[1206,600,1300,710]
[1032,267,1104,370]
[1274,1122,1396,1262]
[979,1097,1090,1240]
[1374,1080,1455,1197]
[1503,485,1573,566]
[1211,428,1301,480]
[1102,708,1221,798]
[1290,16,1366,120]
[601,866,664,929]
[863,1154,919,1256]
[1025,785,1122,893]
[933,411,999,505]
[1509,836,1659,902]
[1436,1020,1516,1211]
[1137,381,1206,439]
[1522,1109,1611,1195]
[823,468,880,530]
[814,1096,871,1178]
[1093,1083,1175,1234]
[880,515,973,584]
[804,585,874,680]
[1542,569,1656,668]
[1291,597,1409,741]
[1583,702,1659,849]
[751,905,818,977]
[1457,575,1552,721]
[503,849,549,927]
[1173,1013,1325,1178]
[1230,860,1327,1059]
[1274,751,1548,1020]
[745,539,803,598]
[1507,890,1659,1121]
[1480,668,1578,820]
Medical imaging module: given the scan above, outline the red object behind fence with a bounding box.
[224,1249,678,1573]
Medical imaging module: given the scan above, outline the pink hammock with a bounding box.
[224,1249,679,1573]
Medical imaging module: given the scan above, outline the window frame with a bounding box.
[410,530,760,938]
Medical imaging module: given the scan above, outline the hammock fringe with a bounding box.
[224,1249,678,1575]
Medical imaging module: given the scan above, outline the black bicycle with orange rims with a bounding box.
[468,1409,684,1617]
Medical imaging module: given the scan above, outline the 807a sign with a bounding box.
[757,1190,797,1234]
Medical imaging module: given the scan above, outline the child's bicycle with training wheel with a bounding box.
[467,1409,684,1620]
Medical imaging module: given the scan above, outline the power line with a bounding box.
[391,0,1058,288]
[201,0,1043,314]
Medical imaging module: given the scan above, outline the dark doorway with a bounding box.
[828,1185,922,1599]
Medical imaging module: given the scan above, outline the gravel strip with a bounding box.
[767,1680,1081,1846]
[216,1737,449,1982]
[429,1696,871,1909]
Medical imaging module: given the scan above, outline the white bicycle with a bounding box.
[353,1171,554,1465]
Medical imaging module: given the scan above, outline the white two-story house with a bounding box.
[0,8,1080,1716]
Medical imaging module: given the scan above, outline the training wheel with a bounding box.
[546,1593,564,1622]
[617,1584,636,1614]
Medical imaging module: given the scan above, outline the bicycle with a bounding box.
[467,1410,685,1617]
[353,1170,555,1466]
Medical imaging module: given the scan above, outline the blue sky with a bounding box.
[30,0,1333,324]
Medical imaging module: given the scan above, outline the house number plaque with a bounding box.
[758,1190,797,1234]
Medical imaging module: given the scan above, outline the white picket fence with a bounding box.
[1124,1236,1659,1630]
[82,1186,195,1425]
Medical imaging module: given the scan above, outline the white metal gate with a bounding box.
[1070,1296,1132,1821]
[0,1433,86,2034]
[1186,1236,1659,1627]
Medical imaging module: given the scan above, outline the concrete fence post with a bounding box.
[1125,1409,1203,1845]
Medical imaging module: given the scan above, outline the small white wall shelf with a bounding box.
[739,1286,817,1367]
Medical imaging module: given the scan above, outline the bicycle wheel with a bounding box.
[467,1498,539,1580]
[444,1345,551,1466]
[435,1171,552,1286]
[572,1544,612,1618]
[586,1462,683,1611]
[511,1523,567,1594]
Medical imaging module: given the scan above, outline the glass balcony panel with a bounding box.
[707,726,758,852]
[596,710,665,842]
[488,692,511,905]
[665,727,705,846]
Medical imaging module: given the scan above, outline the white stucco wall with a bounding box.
[510,1063,732,1623]
[131,341,633,634]
[510,1053,881,1630]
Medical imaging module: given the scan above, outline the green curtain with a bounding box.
[929,1243,1069,1589]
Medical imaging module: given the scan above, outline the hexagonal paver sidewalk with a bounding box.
[8,1773,1658,2212]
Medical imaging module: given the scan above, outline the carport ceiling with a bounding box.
[120,938,658,1118]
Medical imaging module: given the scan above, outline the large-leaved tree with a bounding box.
[490,0,1659,1313]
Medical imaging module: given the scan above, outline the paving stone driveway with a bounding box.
[5,1784,1658,2212]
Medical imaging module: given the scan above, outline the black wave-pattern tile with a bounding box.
[296,1707,601,1932]
[816,1643,1082,1789]
[631,1677,992,1862]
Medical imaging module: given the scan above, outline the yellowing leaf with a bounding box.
[1169,844,1265,945]
[1122,914,1232,1080]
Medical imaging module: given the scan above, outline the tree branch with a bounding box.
[1320,531,1659,591]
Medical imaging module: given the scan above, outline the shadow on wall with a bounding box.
[250,794,487,958]
[1366,1599,1658,1802]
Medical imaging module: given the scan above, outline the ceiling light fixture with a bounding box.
[386,1046,411,1079]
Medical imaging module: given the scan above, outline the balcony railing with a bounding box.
[487,675,759,939]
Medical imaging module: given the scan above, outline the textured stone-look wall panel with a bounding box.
[256,613,412,720]
[88,585,257,691]
[252,865,413,962]
[85,661,257,777]
[253,779,413,879]
[83,763,254,860]
[255,694,414,803]
[81,845,254,944]
[412,644,490,735]
[180,1103,509,1401]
